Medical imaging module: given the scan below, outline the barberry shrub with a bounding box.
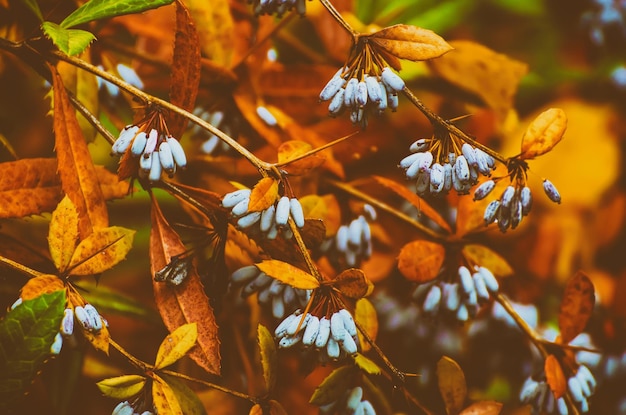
[0,0,624,414]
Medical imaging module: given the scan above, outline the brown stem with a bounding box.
[0,254,43,278]
[109,338,150,371]
[159,369,260,404]
[318,0,358,38]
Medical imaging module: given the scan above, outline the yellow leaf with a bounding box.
[437,356,467,415]
[249,404,263,415]
[277,140,326,176]
[48,195,79,272]
[258,324,277,394]
[520,108,567,159]
[152,375,184,415]
[353,353,382,375]
[66,226,135,275]
[459,401,503,415]
[333,268,373,299]
[397,240,445,283]
[247,177,278,213]
[369,24,453,62]
[256,260,320,290]
[154,322,198,369]
[184,0,233,66]
[20,274,65,301]
[558,271,595,344]
[299,194,341,237]
[96,375,146,399]
[544,354,566,399]
[159,374,208,415]
[83,321,110,354]
[462,244,513,277]
[309,365,356,406]
[355,298,378,353]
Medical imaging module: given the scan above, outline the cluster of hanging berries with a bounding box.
[320,205,376,269]
[189,108,235,155]
[248,0,309,17]
[319,386,377,415]
[230,265,311,319]
[221,189,305,239]
[111,110,187,181]
[275,308,359,360]
[519,364,596,414]
[111,401,153,415]
[399,137,496,196]
[413,266,499,321]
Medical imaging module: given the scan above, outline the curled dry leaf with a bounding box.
[397,240,445,283]
[355,298,378,353]
[558,271,595,344]
[96,375,146,400]
[247,177,279,213]
[520,108,567,160]
[368,24,453,62]
[255,259,320,290]
[154,322,198,370]
[544,354,566,399]
[333,268,373,299]
[461,244,513,277]
[437,356,467,415]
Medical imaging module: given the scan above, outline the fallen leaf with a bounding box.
[437,356,467,415]
[247,177,279,213]
[397,240,445,283]
[48,196,79,272]
[558,271,595,344]
[255,259,320,290]
[520,108,567,160]
[154,322,198,369]
[544,354,566,399]
[369,24,453,62]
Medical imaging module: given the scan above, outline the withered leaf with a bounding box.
[544,354,566,399]
[333,268,372,299]
[255,259,320,290]
[48,195,79,272]
[397,240,445,283]
[558,271,595,344]
[150,196,221,375]
[520,108,567,160]
[247,177,278,213]
[51,65,108,239]
[437,356,467,415]
[20,274,65,301]
[369,24,453,62]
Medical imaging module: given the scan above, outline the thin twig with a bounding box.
[318,0,358,38]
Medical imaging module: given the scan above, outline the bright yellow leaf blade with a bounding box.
[152,375,184,415]
[154,322,198,370]
[355,298,378,353]
[462,244,513,277]
[370,24,453,62]
[67,226,135,276]
[258,324,277,394]
[49,195,79,272]
[256,260,320,290]
[353,353,382,375]
[520,108,567,159]
[247,177,278,213]
[96,375,146,400]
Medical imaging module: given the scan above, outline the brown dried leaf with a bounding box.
[277,140,326,176]
[248,177,278,213]
[373,175,452,233]
[20,274,65,301]
[150,197,221,375]
[428,40,528,120]
[52,65,108,239]
[355,298,378,353]
[559,271,595,344]
[369,24,453,62]
[48,195,79,272]
[397,240,445,283]
[459,401,503,415]
[96,375,147,400]
[520,108,567,160]
[255,260,320,290]
[545,354,566,399]
[168,0,201,139]
[152,375,183,415]
[437,356,467,415]
[461,244,513,277]
[333,268,372,299]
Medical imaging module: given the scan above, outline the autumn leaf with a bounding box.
[545,354,566,399]
[255,260,320,290]
[353,353,382,375]
[154,322,198,369]
[81,318,111,354]
[369,24,453,62]
[66,226,135,275]
[152,375,183,415]
[51,65,108,239]
[150,196,221,375]
[299,194,341,237]
[397,240,445,283]
[48,196,79,272]
[333,268,372,299]
[462,244,513,278]
[519,108,567,160]
[184,0,234,66]
[168,0,201,139]
[309,365,357,406]
[257,324,277,394]
[20,274,65,301]
[158,374,207,415]
[277,140,326,176]
[96,375,146,399]
[459,401,503,415]
[355,298,378,353]
[558,271,595,344]
[247,177,279,213]
[437,356,467,415]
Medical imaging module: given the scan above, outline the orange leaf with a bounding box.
[67,226,135,275]
[369,24,453,62]
[461,244,513,278]
[168,0,201,139]
[397,240,445,283]
[545,354,566,399]
[333,268,372,299]
[520,108,567,160]
[82,322,111,354]
[299,194,341,237]
[51,65,108,239]
[373,175,452,233]
[150,196,221,375]
[20,274,65,301]
[558,271,595,344]
[185,0,234,66]
[152,375,183,415]
[277,140,326,176]
[255,260,320,290]
[355,298,377,353]
[247,177,279,213]
[459,401,503,415]
[48,195,79,272]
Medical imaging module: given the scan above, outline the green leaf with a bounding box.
[41,22,96,56]
[19,0,44,21]
[309,365,357,406]
[60,0,175,29]
[159,374,207,415]
[257,324,277,394]
[0,290,66,411]
[97,375,147,399]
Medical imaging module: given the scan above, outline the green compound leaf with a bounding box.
[60,0,175,29]
[41,22,96,56]
[0,290,66,411]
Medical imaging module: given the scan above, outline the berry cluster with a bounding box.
[44,303,106,355]
[222,189,305,239]
[230,265,310,319]
[111,401,153,415]
[413,266,499,321]
[320,207,375,269]
[248,0,309,16]
[319,386,376,415]
[275,309,359,360]
[399,140,495,196]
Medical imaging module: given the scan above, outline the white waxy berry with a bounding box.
[130,131,148,157]
[416,170,430,195]
[74,306,91,331]
[417,151,434,172]
[458,266,475,297]
[112,401,135,415]
[319,68,346,101]
[231,265,259,284]
[112,125,139,155]
[222,189,251,208]
[330,312,347,342]
[358,400,376,415]
[275,312,299,338]
[456,304,469,321]
[568,377,585,402]
[356,81,368,107]
[158,141,175,175]
[314,317,331,348]
[287,313,309,336]
[430,163,445,193]
[454,155,470,182]
[472,272,490,303]
[363,204,377,221]
[511,201,523,229]
[500,186,516,208]
[84,304,103,331]
[520,186,532,215]
[483,200,500,225]
[336,225,349,252]
[556,397,568,415]
[443,282,460,311]
[346,387,363,412]
[148,152,162,182]
[271,296,284,319]
[10,297,23,310]
[341,332,358,355]
[143,129,159,155]
[381,67,405,92]
[461,143,477,166]
[474,180,495,200]
[377,81,388,112]
[443,163,453,192]
[274,196,291,226]
[328,88,345,116]
[478,266,499,293]
[519,378,539,402]
[302,315,320,346]
[256,106,277,126]
[268,279,284,296]
[365,76,382,103]
[202,135,219,154]
[260,204,276,232]
[139,152,152,172]
[231,197,250,217]
[348,218,363,247]
[338,309,357,337]
[497,207,510,232]
[388,93,399,111]
[399,153,421,169]
[543,179,561,204]
[166,136,187,169]
[289,198,305,228]
[326,337,340,359]
[282,285,296,306]
[576,365,596,393]
[410,138,429,153]
[50,332,63,355]
[279,333,302,348]
[423,285,442,314]
[344,78,358,107]
[61,308,74,336]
